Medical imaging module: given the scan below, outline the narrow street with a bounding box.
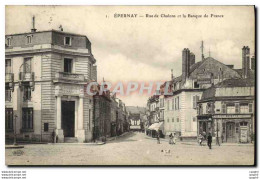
[6,132,254,165]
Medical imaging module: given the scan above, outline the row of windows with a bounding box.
[165,96,181,111]
[5,108,34,130]
[166,118,180,123]
[6,36,72,47]
[6,82,33,102]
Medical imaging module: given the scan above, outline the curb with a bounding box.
[47,142,105,145]
[5,145,24,149]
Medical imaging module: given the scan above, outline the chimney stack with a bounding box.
[251,55,255,70]
[242,46,250,78]
[182,48,190,82]
[31,15,37,33]
[190,52,195,66]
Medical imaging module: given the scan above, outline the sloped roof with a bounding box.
[201,78,255,100]
[234,69,255,79]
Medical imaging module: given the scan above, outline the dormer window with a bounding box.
[6,37,12,46]
[64,37,71,46]
[26,35,32,44]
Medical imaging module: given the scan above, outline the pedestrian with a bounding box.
[52,129,56,143]
[157,132,160,144]
[198,133,203,146]
[207,133,212,149]
[221,134,224,143]
[173,133,176,144]
[169,133,173,144]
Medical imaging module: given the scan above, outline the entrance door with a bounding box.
[226,122,235,143]
[62,101,75,137]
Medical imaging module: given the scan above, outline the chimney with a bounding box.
[190,52,195,66]
[251,56,255,70]
[31,15,37,33]
[171,69,174,80]
[182,48,190,82]
[242,46,250,78]
[226,65,234,69]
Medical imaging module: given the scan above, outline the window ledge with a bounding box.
[21,129,34,132]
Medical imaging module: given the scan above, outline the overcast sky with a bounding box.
[6,6,255,107]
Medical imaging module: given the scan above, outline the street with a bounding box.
[5,132,254,165]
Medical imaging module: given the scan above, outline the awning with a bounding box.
[148,122,164,131]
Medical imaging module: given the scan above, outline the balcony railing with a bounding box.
[5,73,14,82]
[19,72,35,81]
[55,72,85,82]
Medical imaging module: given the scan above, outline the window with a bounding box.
[235,103,240,113]
[26,35,32,44]
[5,59,11,73]
[167,118,169,122]
[240,122,248,126]
[89,63,92,79]
[249,103,253,113]
[6,37,11,46]
[23,82,32,101]
[5,108,13,130]
[227,105,235,114]
[172,99,174,111]
[160,98,164,108]
[64,37,71,46]
[64,58,73,73]
[193,95,200,109]
[44,123,49,132]
[24,58,32,73]
[222,104,226,114]
[167,100,169,110]
[240,104,249,113]
[172,118,174,122]
[177,97,180,110]
[177,118,179,122]
[193,117,196,122]
[5,83,12,101]
[22,108,33,130]
[194,82,200,88]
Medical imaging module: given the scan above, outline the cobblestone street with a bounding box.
[6,132,254,165]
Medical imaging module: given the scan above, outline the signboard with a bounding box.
[214,114,251,119]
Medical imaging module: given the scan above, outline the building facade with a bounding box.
[5,28,97,143]
[197,78,255,143]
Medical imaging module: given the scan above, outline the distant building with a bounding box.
[197,78,255,143]
[126,106,146,132]
[5,20,97,143]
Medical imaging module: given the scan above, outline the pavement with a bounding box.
[5,132,255,165]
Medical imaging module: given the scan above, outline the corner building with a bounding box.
[5,29,97,143]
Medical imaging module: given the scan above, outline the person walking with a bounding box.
[169,133,173,144]
[173,133,176,144]
[207,133,212,149]
[198,133,203,146]
[157,132,160,144]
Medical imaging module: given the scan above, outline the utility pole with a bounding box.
[216,120,220,146]
[200,41,204,61]
[13,114,18,146]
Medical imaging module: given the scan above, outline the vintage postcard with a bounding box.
[5,5,255,166]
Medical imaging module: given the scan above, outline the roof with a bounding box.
[214,78,255,88]
[126,106,146,114]
[6,29,88,38]
[234,69,255,79]
[201,78,255,100]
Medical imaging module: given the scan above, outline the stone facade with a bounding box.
[5,29,96,143]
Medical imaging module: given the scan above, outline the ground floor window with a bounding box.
[5,108,13,130]
[22,108,33,130]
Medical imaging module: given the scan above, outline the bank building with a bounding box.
[5,19,97,143]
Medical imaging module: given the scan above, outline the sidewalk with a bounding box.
[106,132,131,141]
[144,135,254,146]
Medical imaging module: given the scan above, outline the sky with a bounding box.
[5,6,255,107]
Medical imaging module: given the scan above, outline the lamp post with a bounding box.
[13,114,18,146]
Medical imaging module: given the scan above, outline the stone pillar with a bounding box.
[56,95,64,143]
[77,96,86,143]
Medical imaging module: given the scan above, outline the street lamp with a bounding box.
[13,114,18,146]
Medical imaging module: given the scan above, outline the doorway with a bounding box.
[226,122,236,143]
[62,101,75,137]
